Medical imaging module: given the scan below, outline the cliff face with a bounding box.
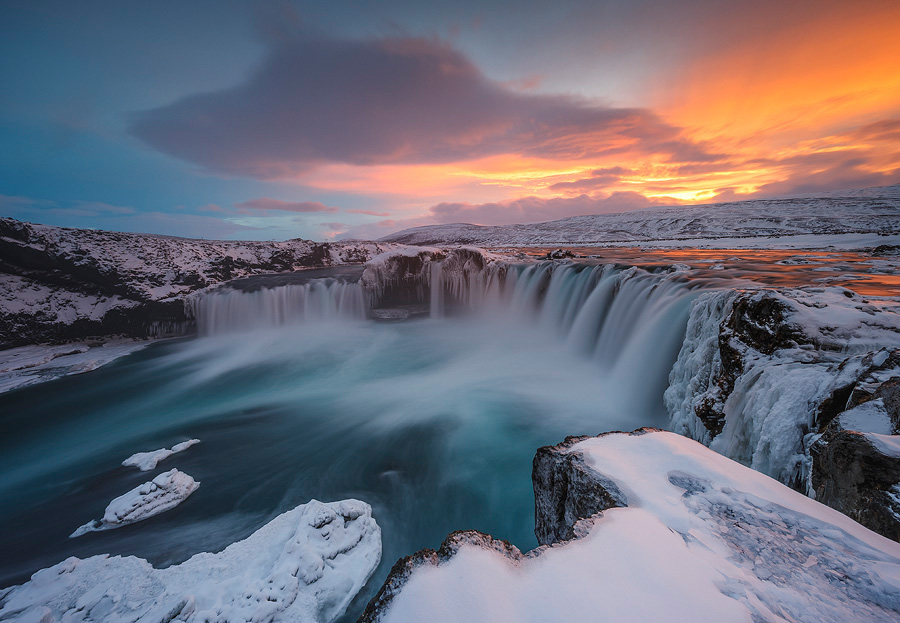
[665,286,900,537]
[360,430,900,623]
[0,218,398,348]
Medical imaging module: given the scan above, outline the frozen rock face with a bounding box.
[361,430,900,623]
[70,469,200,537]
[0,217,400,348]
[810,378,900,539]
[1,499,381,623]
[122,439,201,471]
[666,285,900,537]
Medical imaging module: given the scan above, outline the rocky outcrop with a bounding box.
[532,434,627,545]
[360,429,900,623]
[361,246,507,311]
[0,217,399,348]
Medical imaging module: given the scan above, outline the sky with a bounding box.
[1,0,899,241]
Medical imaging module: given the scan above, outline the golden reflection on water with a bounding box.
[495,246,900,298]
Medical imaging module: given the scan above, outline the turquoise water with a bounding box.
[0,269,695,619]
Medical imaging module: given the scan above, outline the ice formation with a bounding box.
[3,499,381,623]
[122,439,201,471]
[666,286,900,487]
[70,469,200,537]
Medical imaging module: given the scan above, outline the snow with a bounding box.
[70,469,200,537]
[837,399,893,435]
[374,431,900,623]
[667,286,900,486]
[380,185,900,248]
[1,499,381,623]
[122,439,201,471]
[0,340,151,394]
[865,432,900,458]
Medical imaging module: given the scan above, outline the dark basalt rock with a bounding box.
[725,294,809,356]
[810,429,900,541]
[533,434,628,545]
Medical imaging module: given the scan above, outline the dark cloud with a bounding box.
[130,34,719,177]
[234,198,339,213]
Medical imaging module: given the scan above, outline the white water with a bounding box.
[188,262,711,416]
[187,280,367,335]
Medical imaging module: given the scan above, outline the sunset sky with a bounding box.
[1,0,899,240]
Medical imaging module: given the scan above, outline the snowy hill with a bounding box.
[0,217,402,348]
[380,185,900,247]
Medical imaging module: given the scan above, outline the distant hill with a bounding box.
[380,185,900,246]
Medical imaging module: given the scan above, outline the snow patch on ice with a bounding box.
[838,399,893,435]
[0,340,150,394]
[122,439,201,471]
[70,469,199,537]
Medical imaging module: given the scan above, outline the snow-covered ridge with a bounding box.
[380,184,900,247]
[1,499,382,623]
[0,217,404,348]
[362,430,900,622]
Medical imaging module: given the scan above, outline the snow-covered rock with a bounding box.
[70,469,200,537]
[666,286,900,537]
[361,246,509,311]
[361,429,900,623]
[2,499,381,623]
[0,217,403,348]
[122,439,201,471]
[380,185,900,247]
[810,427,900,541]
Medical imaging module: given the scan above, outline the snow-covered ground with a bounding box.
[1,499,382,623]
[380,185,900,247]
[364,430,900,623]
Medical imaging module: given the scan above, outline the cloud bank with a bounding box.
[130,34,718,178]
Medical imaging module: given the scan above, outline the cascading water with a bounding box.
[187,279,368,335]
[422,259,711,415]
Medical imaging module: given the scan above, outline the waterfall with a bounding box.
[419,259,711,418]
[187,280,368,335]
